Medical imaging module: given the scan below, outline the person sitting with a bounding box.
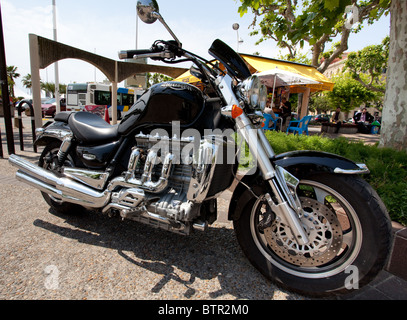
[279,97,292,131]
[332,107,345,133]
[264,100,277,119]
[354,107,374,133]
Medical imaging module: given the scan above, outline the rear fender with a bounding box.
[34,121,72,147]
[227,150,368,221]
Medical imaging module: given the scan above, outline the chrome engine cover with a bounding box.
[102,132,235,235]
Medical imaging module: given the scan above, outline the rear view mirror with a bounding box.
[136,0,160,24]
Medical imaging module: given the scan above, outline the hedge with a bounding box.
[262,131,407,226]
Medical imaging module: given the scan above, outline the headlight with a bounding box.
[241,75,267,111]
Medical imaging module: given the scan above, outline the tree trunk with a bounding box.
[379,0,407,152]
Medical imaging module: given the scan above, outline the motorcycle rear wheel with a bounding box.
[233,173,392,297]
[38,141,85,215]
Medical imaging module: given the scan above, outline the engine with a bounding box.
[102,132,236,235]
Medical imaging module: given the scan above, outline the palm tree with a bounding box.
[41,82,67,97]
[41,82,55,97]
[7,65,20,98]
[22,74,32,91]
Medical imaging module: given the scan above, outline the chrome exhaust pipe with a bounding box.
[9,154,110,208]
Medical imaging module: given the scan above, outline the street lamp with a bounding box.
[232,23,244,52]
[52,0,60,113]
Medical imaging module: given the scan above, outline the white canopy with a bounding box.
[257,67,321,88]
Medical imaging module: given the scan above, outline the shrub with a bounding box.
[264,131,407,226]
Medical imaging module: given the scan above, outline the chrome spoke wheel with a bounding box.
[250,179,362,279]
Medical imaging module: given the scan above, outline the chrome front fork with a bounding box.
[235,112,310,245]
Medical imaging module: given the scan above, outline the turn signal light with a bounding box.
[231,105,243,119]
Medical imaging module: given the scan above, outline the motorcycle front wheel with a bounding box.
[233,173,392,297]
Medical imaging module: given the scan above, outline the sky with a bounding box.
[2,0,391,98]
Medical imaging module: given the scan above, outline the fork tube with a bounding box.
[235,113,287,204]
[235,113,276,181]
[257,128,275,158]
[236,112,309,245]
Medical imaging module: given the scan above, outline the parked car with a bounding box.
[314,114,331,122]
[41,98,66,117]
[15,99,33,110]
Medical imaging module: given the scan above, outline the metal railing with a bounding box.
[16,101,37,153]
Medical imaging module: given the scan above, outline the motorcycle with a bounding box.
[9,0,392,297]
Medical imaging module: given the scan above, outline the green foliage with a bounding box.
[277,50,312,65]
[263,130,407,225]
[326,73,377,112]
[146,73,173,88]
[6,65,20,98]
[344,36,389,94]
[309,93,332,113]
[41,82,67,97]
[238,0,390,71]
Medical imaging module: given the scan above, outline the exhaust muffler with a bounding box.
[9,154,110,208]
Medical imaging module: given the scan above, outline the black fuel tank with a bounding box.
[118,82,222,136]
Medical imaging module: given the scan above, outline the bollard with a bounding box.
[27,101,37,153]
[17,104,24,151]
[0,120,3,158]
[17,101,37,153]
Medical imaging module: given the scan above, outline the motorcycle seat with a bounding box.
[68,111,119,144]
[54,111,74,123]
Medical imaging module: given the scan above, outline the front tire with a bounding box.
[233,173,392,297]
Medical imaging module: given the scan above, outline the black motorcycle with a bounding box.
[9,0,392,297]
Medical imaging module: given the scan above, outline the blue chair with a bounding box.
[262,113,280,131]
[286,115,312,135]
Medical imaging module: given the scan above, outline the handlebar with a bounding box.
[118,40,223,89]
[119,40,184,61]
[118,48,163,60]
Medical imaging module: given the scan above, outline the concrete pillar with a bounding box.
[29,34,43,129]
[300,87,311,119]
[111,82,118,124]
[111,61,118,124]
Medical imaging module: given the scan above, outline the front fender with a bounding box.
[273,150,369,176]
[227,150,368,221]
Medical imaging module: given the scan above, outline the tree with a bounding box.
[326,73,376,113]
[41,82,55,97]
[379,0,407,151]
[309,93,332,114]
[238,0,390,73]
[277,49,311,65]
[41,82,67,97]
[6,65,20,98]
[344,36,389,94]
[146,73,173,88]
[22,74,32,91]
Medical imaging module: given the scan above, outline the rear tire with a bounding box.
[38,141,85,215]
[233,174,392,297]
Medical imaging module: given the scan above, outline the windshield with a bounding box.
[208,39,251,80]
[44,98,56,104]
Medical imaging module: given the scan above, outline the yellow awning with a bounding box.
[240,54,334,92]
[174,70,201,84]
[174,54,334,92]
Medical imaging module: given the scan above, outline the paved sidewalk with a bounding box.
[1,117,406,300]
[308,125,381,145]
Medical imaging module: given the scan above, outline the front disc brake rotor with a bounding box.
[264,197,343,267]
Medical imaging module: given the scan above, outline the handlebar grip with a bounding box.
[118,49,156,59]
